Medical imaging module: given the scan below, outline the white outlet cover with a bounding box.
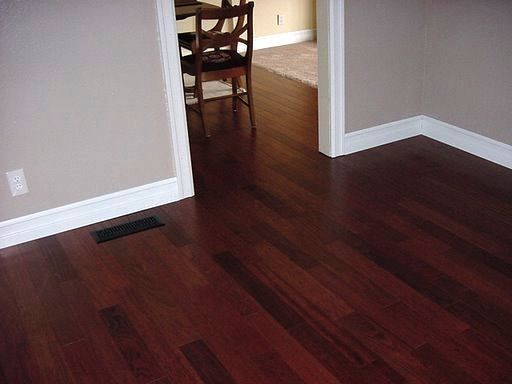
[6,169,29,196]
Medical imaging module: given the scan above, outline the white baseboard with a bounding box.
[3,116,509,250]
[0,178,179,249]
[421,116,512,169]
[343,115,512,170]
[343,116,422,155]
[253,29,316,51]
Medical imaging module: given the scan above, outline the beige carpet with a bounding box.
[252,41,318,88]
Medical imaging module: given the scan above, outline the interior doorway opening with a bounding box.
[157,0,345,198]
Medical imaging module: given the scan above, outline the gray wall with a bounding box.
[0,0,175,221]
[345,0,512,145]
[423,0,512,144]
[345,0,426,132]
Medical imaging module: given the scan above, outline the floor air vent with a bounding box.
[92,216,164,243]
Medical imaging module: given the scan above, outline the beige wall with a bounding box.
[177,0,316,37]
[423,0,512,144]
[0,0,175,221]
[345,0,426,133]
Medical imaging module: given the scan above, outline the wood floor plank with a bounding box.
[183,244,262,317]
[1,249,84,384]
[0,255,34,384]
[37,236,78,283]
[424,333,511,384]
[252,241,354,322]
[60,280,140,384]
[99,305,164,384]
[252,350,306,384]
[180,340,237,384]
[398,205,512,278]
[62,339,116,384]
[399,199,509,255]
[250,221,319,269]
[56,229,130,310]
[326,240,470,338]
[454,329,512,383]
[338,312,435,384]
[213,251,303,330]
[18,241,84,347]
[446,301,512,354]
[411,343,481,384]
[287,320,373,383]
[247,311,342,384]
[400,239,512,309]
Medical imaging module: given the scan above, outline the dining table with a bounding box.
[175,1,219,21]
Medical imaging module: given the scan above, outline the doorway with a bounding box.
[155,0,345,198]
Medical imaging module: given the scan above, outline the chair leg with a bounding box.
[246,71,256,129]
[195,77,209,137]
[231,77,238,112]
[181,72,188,103]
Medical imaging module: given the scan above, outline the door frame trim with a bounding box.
[155,0,195,199]
[317,0,345,157]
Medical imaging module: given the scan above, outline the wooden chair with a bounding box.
[178,1,246,100]
[180,2,255,137]
[177,0,246,55]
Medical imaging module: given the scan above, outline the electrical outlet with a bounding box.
[277,14,284,25]
[6,169,29,197]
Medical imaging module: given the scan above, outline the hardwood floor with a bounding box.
[1,66,512,383]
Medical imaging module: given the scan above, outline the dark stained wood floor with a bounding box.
[1,66,512,383]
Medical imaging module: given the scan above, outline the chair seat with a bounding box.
[178,32,195,49]
[182,50,247,73]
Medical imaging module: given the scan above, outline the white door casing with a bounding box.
[155,0,195,199]
[317,0,345,157]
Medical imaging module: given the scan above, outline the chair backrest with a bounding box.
[195,2,254,62]
[210,0,247,33]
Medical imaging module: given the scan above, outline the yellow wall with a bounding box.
[176,0,316,37]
